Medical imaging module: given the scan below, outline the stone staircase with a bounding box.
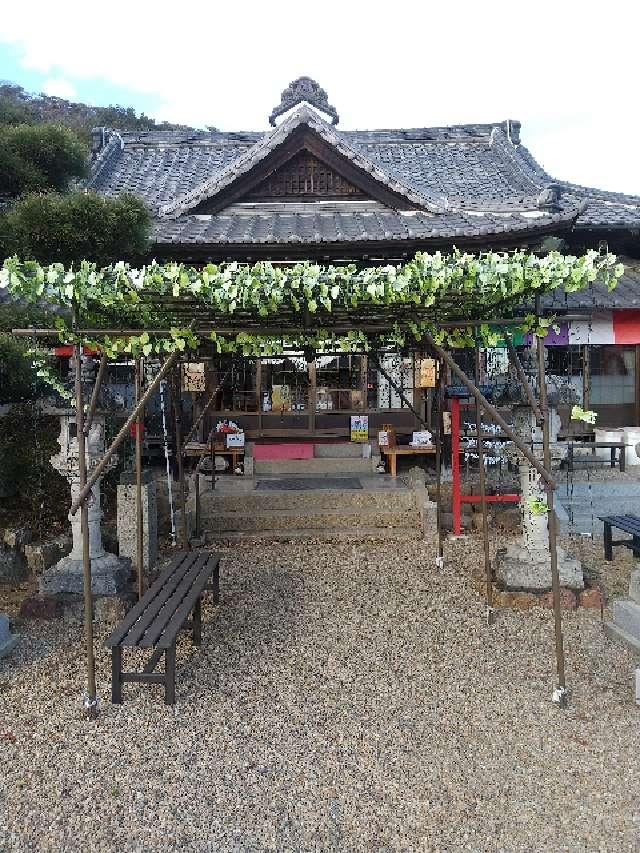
[605,569,640,655]
[196,486,427,542]
[252,441,380,477]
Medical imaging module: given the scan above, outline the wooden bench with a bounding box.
[105,550,220,705]
[598,515,640,561]
[380,444,435,477]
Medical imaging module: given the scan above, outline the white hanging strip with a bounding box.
[159,378,176,546]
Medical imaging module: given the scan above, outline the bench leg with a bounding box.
[211,563,220,605]
[193,596,202,645]
[112,647,122,704]
[165,644,176,705]
[620,444,626,473]
[604,522,613,561]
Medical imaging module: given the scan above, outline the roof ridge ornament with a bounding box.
[537,182,563,211]
[269,77,339,127]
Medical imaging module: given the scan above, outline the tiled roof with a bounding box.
[539,258,640,311]
[87,105,640,248]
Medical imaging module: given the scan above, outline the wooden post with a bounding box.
[451,397,462,535]
[435,360,445,565]
[536,333,568,704]
[474,343,493,618]
[83,352,107,436]
[135,357,144,598]
[70,349,182,515]
[172,365,190,550]
[74,339,98,719]
[423,331,555,488]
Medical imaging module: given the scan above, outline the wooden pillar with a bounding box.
[474,343,493,617]
[134,357,144,599]
[74,338,98,719]
[536,333,568,705]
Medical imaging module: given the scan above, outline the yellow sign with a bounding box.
[416,358,437,388]
[350,415,369,442]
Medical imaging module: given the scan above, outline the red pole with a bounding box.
[451,397,461,535]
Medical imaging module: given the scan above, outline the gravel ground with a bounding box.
[1,536,639,852]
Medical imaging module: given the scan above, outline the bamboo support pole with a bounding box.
[135,358,144,599]
[181,368,231,449]
[435,360,445,564]
[422,332,555,489]
[505,336,544,424]
[74,340,98,719]
[70,349,182,515]
[171,366,190,550]
[370,353,428,427]
[536,332,568,703]
[83,352,107,436]
[474,343,493,619]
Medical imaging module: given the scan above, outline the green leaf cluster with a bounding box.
[0,123,87,195]
[0,249,624,358]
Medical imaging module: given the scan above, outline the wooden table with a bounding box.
[381,444,436,477]
[183,440,244,473]
[566,440,626,472]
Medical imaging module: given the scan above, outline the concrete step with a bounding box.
[197,488,418,513]
[204,526,423,544]
[604,620,640,655]
[254,458,377,475]
[611,600,640,642]
[313,443,367,459]
[203,507,420,533]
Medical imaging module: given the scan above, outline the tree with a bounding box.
[0,123,88,196]
[0,191,151,266]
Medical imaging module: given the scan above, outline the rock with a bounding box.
[511,592,538,611]
[495,545,584,591]
[19,594,62,620]
[408,466,426,490]
[579,588,603,609]
[540,588,578,610]
[3,527,32,550]
[0,614,18,658]
[495,508,521,532]
[23,541,62,574]
[0,547,26,584]
[40,553,131,596]
[421,499,438,537]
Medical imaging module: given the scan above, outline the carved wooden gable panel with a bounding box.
[245,151,368,201]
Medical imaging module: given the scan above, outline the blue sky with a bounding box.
[1,0,639,195]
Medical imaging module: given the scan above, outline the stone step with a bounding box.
[313,443,368,458]
[630,570,640,605]
[254,458,377,475]
[610,600,640,642]
[197,488,418,513]
[204,526,423,544]
[203,507,421,533]
[604,620,640,655]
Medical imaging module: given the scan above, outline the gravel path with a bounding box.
[1,538,639,852]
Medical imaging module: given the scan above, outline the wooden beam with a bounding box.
[505,336,543,424]
[422,331,555,488]
[70,349,182,515]
[83,352,107,436]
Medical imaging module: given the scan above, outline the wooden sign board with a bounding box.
[416,358,437,388]
[183,362,206,392]
[350,415,369,442]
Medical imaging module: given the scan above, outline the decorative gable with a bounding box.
[245,151,368,201]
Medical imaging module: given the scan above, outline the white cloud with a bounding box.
[41,76,77,100]
[0,0,639,193]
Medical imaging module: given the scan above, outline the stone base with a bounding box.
[0,614,18,658]
[604,620,640,656]
[495,543,584,591]
[39,552,131,596]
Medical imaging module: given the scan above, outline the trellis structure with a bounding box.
[6,249,624,717]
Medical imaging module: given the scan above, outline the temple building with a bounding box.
[87,77,640,436]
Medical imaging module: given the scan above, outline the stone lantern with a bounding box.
[40,357,131,596]
[495,405,583,591]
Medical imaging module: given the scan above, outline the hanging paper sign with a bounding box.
[350,415,369,442]
[182,362,206,392]
[416,358,437,388]
[272,384,291,411]
[226,432,245,449]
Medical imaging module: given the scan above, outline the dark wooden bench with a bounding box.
[598,515,640,561]
[105,550,220,705]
